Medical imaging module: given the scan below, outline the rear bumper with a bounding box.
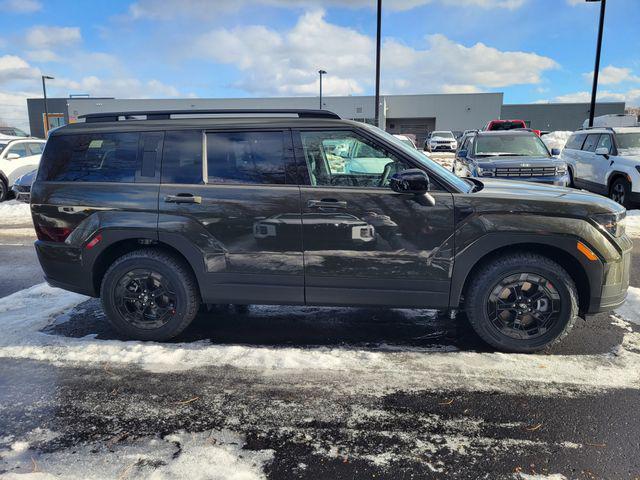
[35,240,97,297]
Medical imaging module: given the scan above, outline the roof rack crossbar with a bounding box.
[79,109,341,123]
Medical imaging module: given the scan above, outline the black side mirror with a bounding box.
[457,150,468,159]
[389,169,430,194]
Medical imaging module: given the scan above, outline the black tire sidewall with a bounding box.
[0,180,7,202]
[101,255,194,341]
[469,261,576,352]
[610,178,631,208]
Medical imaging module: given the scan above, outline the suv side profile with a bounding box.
[0,137,46,201]
[31,109,631,353]
[561,127,640,207]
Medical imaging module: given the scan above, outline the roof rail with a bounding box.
[579,126,615,131]
[79,109,341,123]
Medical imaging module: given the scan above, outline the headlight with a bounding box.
[591,211,626,238]
[556,163,568,175]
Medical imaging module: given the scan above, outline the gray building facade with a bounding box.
[501,102,626,132]
[27,94,625,145]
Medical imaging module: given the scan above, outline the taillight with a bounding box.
[35,224,72,242]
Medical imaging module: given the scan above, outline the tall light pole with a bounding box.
[41,75,54,136]
[587,0,606,127]
[318,70,327,109]
[374,0,382,127]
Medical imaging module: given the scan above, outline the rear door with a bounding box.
[293,128,455,308]
[158,128,304,305]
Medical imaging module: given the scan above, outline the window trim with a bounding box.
[292,127,453,192]
[203,128,294,187]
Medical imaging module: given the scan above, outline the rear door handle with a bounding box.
[164,193,202,204]
[307,198,347,209]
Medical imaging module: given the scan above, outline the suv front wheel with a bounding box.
[465,253,578,353]
[101,249,200,341]
[609,177,631,208]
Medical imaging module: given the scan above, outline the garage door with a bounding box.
[386,117,436,148]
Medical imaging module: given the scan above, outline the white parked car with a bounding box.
[392,134,417,149]
[424,131,457,152]
[560,127,640,207]
[0,138,46,201]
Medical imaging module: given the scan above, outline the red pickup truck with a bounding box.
[484,119,541,136]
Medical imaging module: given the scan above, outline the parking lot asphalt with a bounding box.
[1,194,640,479]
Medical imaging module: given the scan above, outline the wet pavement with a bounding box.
[1,212,640,479]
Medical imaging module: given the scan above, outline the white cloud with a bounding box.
[25,26,81,49]
[0,55,40,84]
[550,89,640,106]
[25,49,61,62]
[0,90,39,131]
[583,65,640,85]
[0,0,41,13]
[128,0,525,19]
[194,10,557,96]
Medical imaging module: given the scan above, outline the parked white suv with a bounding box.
[561,127,640,207]
[0,138,46,201]
[424,131,457,152]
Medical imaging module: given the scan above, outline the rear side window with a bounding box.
[28,143,44,155]
[565,133,586,150]
[161,130,203,184]
[206,131,286,185]
[582,134,600,152]
[39,133,140,182]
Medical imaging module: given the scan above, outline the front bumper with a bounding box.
[429,144,456,152]
[586,235,632,314]
[486,174,570,187]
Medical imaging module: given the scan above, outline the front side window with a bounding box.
[474,134,549,157]
[206,131,286,185]
[582,134,600,152]
[28,142,44,155]
[7,143,29,158]
[597,134,613,153]
[300,130,412,188]
[39,132,139,182]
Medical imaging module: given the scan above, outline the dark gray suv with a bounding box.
[31,109,631,352]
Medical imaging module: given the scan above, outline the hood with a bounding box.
[473,178,623,215]
[475,155,561,169]
[15,168,38,186]
[618,148,640,160]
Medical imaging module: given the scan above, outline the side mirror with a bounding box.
[457,150,468,159]
[389,169,430,194]
[551,148,561,156]
[595,147,609,156]
[6,153,20,160]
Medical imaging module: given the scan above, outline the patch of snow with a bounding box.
[0,430,273,480]
[0,284,640,396]
[615,286,640,326]
[0,201,32,226]
[516,474,567,480]
[541,131,572,152]
[625,210,640,238]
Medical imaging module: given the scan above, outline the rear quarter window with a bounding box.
[565,133,586,150]
[39,132,140,182]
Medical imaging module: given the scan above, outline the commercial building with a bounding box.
[27,94,625,145]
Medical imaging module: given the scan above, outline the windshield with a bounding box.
[489,121,525,130]
[363,124,472,193]
[474,134,550,157]
[432,131,454,139]
[617,133,640,153]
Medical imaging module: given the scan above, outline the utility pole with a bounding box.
[587,0,606,127]
[318,70,327,109]
[374,0,382,128]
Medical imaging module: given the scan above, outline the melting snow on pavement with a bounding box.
[0,201,32,227]
[0,283,639,397]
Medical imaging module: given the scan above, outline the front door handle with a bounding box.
[164,193,202,204]
[308,198,347,209]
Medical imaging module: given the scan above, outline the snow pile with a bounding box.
[541,131,572,152]
[0,201,32,226]
[615,286,640,326]
[625,210,640,238]
[0,429,273,480]
[1,283,640,395]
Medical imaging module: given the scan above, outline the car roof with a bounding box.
[475,130,536,137]
[50,116,360,136]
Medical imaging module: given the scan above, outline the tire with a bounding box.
[100,248,200,341]
[0,179,7,202]
[609,177,631,208]
[464,253,578,353]
[567,167,575,188]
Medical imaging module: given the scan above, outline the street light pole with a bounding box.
[587,0,606,127]
[318,70,327,109]
[41,75,54,136]
[374,0,382,127]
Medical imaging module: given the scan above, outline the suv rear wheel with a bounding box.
[100,249,200,341]
[609,177,631,208]
[465,253,578,353]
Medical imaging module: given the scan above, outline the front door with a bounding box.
[294,128,455,308]
[158,128,304,305]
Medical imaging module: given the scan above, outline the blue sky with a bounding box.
[1,0,639,129]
